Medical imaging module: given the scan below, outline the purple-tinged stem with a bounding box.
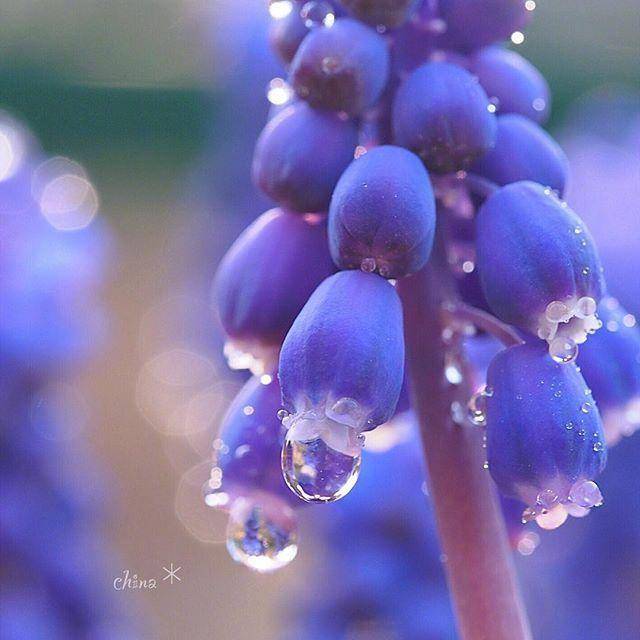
[398,253,532,640]
[443,301,524,348]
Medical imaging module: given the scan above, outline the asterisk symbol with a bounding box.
[162,563,182,585]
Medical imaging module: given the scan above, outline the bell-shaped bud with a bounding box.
[578,298,640,445]
[213,209,335,374]
[486,342,607,529]
[436,0,531,52]
[252,101,358,213]
[476,181,605,360]
[202,375,299,572]
[290,18,390,115]
[392,61,497,173]
[471,114,569,196]
[279,270,405,502]
[471,46,551,123]
[328,145,436,278]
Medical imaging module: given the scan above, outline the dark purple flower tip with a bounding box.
[392,61,497,173]
[471,114,569,195]
[328,145,436,278]
[486,341,607,530]
[278,270,404,502]
[470,46,551,123]
[252,101,358,212]
[289,18,390,116]
[269,5,309,64]
[203,375,295,508]
[213,209,335,373]
[578,298,640,445]
[436,0,531,53]
[337,0,421,29]
[476,181,605,358]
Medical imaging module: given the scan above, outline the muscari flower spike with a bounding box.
[471,113,569,196]
[476,181,605,363]
[203,375,300,573]
[252,100,358,213]
[392,61,497,173]
[289,18,390,116]
[213,208,334,374]
[328,144,436,278]
[578,298,640,445]
[486,341,607,530]
[470,46,551,124]
[278,270,405,503]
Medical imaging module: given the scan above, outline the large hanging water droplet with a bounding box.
[281,414,362,503]
[569,479,603,508]
[225,497,298,573]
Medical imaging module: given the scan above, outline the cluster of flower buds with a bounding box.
[1,113,140,638]
[207,0,639,570]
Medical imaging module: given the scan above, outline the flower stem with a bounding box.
[398,257,532,640]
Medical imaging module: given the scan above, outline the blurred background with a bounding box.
[1,2,639,639]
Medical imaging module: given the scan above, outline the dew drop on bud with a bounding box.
[281,414,362,503]
[300,1,335,28]
[549,336,578,364]
[225,497,298,573]
[360,257,377,273]
[467,386,490,426]
[569,479,603,508]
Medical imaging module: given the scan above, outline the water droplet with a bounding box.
[575,296,597,318]
[445,352,463,385]
[545,300,570,323]
[554,390,562,398]
[266,78,293,106]
[565,421,574,430]
[532,97,545,112]
[581,402,592,414]
[269,0,294,20]
[281,415,362,502]
[467,387,490,426]
[226,497,298,572]
[536,488,558,510]
[243,405,255,416]
[321,56,339,74]
[574,226,583,234]
[535,504,568,530]
[360,257,377,273]
[549,336,578,364]
[582,266,591,276]
[569,479,603,508]
[300,1,335,28]
[593,441,604,452]
[277,409,289,422]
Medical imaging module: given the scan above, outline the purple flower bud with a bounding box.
[437,0,531,52]
[470,46,551,123]
[328,145,436,278]
[289,18,390,116]
[203,375,299,572]
[476,181,605,360]
[252,101,358,212]
[269,6,309,64]
[578,298,640,445]
[213,209,335,373]
[486,341,607,530]
[337,0,420,29]
[279,270,405,502]
[471,114,569,195]
[392,61,497,173]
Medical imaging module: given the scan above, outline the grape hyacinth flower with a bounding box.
[578,298,640,445]
[279,270,404,501]
[252,100,358,212]
[392,61,497,173]
[470,46,551,123]
[486,341,607,529]
[328,144,436,277]
[203,375,300,572]
[206,4,633,639]
[471,114,569,195]
[476,181,605,362]
[290,18,390,115]
[213,208,334,373]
